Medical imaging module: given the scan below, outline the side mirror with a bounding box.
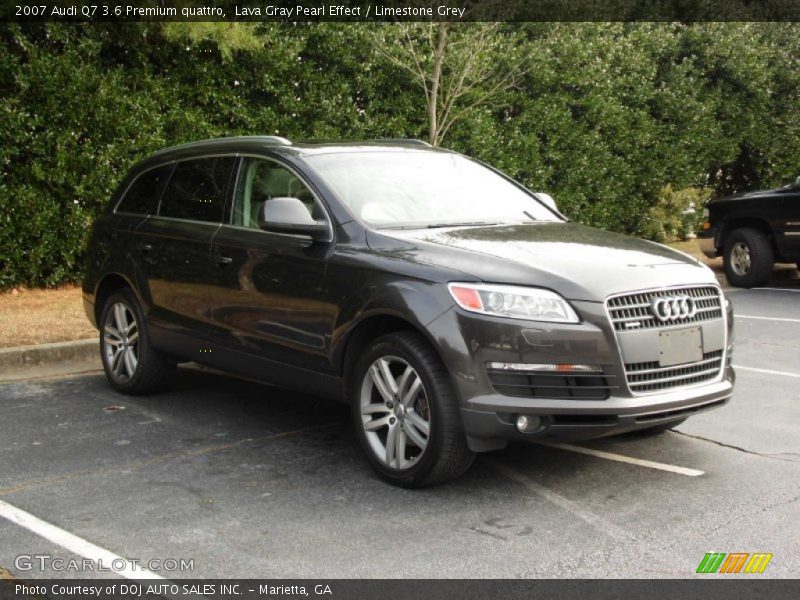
[794,175,800,189]
[534,192,558,212]
[258,197,329,240]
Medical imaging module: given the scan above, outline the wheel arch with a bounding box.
[94,272,138,325]
[337,312,441,396]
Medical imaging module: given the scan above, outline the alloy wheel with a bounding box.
[103,302,139,383]
[730,241,751,276]
[359,355,431,470]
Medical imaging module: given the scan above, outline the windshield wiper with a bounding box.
[424,221,500,229]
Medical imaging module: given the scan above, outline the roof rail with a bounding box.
[370,138,432,147]
[152,135,292,156]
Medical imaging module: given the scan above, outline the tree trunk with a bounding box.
[428,24,449,146]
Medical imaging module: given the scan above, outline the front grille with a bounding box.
[487,369,616,400]
[624,350,723,393]
[607,286,722,331]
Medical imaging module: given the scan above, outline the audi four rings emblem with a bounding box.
[650,295,697,321]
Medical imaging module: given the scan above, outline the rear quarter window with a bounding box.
[158,157,236,223]
[115,165,173,215]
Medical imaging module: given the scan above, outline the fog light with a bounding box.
[516,415,542,433]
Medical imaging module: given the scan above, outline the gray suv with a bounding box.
[83,137,735,487]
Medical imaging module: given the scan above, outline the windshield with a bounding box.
[304,151,561,228]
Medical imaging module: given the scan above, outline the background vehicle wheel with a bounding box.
[100,288,174,395]
[351,331,475,488]
[627,418,687,436]
[723,227,774,288]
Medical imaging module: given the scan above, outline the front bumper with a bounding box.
[425,291,734,452]
[460,378,733,449]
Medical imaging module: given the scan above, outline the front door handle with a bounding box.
[140,243,153,254]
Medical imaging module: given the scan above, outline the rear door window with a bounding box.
[116,165,172,215]
[159,157,236,223]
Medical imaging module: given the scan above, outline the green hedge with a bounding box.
[1,22,798,288]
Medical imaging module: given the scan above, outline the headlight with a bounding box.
[447,283,580,323]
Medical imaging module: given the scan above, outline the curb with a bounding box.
[0,338,100,379]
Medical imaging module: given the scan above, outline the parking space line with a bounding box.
[483,458,634,541]
[734,365,800,379]
[0,498,164,580]
[537,442,705,477]
[737,314,800,323]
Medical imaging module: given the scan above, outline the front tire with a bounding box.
[723,227,774,288]
[99,288,174,395]
[351,331,475,488]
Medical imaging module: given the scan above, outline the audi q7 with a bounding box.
[83,137,735,487]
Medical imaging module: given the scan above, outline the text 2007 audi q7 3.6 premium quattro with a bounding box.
[83,137,735,487]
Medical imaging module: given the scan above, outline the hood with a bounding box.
[712,185,798,203]
[378,222,716,301]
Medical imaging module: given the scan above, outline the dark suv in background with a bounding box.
[698,176,800,287]
[84,137,734,487]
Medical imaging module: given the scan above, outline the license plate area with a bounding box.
[658,327,703,367]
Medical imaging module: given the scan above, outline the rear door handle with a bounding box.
[215,255,233,267]
[140,243,153,253]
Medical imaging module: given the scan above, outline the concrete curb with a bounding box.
[0,338,100,380]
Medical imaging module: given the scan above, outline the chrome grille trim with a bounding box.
[605,285,728,396]
[624,350,723,393]
[606,285,722,331]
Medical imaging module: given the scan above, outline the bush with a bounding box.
[1,22,799,288]
[640,185,713,242]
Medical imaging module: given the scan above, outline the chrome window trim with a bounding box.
[143,215,224,229]
[603,283,728,397]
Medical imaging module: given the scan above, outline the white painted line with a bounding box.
[537,441,705,477]
[734,365,800,379]
[484,458,634,541]
[737,314,800,324]
[0,498,164,580]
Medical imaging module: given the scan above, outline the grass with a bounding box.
[0,239,795,349]
[0,285,96,348]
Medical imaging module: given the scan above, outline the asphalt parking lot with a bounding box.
[1,285,798,579]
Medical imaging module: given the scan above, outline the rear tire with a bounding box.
[99,288,174,395]
[723,227,773,288]
[351,331,475,488]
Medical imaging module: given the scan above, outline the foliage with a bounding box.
[1,22,799,288]
[640,185,713,243]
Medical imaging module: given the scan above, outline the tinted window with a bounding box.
[159,157,236,223]
[116,165,172,215]
[233,158,318,228]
